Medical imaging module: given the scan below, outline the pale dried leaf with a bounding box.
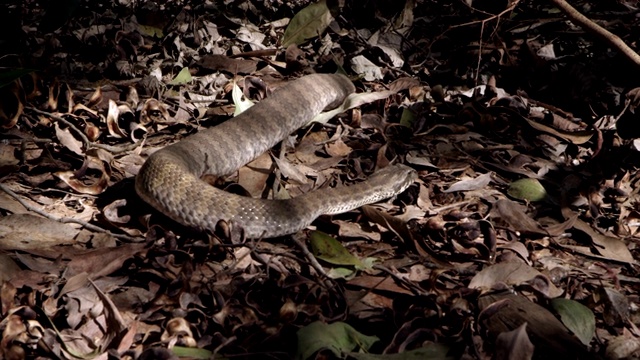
[444,172,492,192]
[282,0,333,47]
[0,214,79,251]
[469,262,563,297]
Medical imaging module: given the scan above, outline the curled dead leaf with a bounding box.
[86,86,102,108]
[106,100,147,141]
[0,86,23,129]
[0,312,43,357]
[161,317,197,348]
[279,298,298,322]
[55,156,109,195]
[626,87,640,110]
[129,121,148,142]
[140,98,169,125]
[388,77,421,93]
[106,99,124,138]
[118,104,135,127]
[85,123,101,141]
[125,85,139,108]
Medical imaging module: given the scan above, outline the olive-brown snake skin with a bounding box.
[135,74,417,238]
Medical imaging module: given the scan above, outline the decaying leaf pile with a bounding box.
[1,0,640,358]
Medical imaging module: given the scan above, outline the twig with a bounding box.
[372,264,427,296]
[212,336,237,358]
[426,1,520,85]
[1,137,52,145]
[549,0,640,67]
[474,1,520,84]
[291,233,328,278]
[0,183,143,242]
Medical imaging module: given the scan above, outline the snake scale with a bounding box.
[135,74,417,238]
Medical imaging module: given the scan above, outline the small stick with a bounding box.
[0,183,143,242]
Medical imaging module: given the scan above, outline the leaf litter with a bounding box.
[1,0,640,358]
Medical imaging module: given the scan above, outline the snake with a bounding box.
[135,74,417,238]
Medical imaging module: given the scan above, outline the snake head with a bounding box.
[365,164,418,199]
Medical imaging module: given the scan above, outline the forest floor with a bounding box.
[1,0,640,359]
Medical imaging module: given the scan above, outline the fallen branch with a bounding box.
[549,0,640,67]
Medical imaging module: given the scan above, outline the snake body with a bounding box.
[135,74,417,238]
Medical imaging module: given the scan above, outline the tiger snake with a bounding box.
[135,74,417,238]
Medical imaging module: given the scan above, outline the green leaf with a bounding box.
[172,346,220,359]
[0,68,35,89]
[282,0,333,47]
[309,231,364,267]
[399,107,416,128]
[296,321,379,360]
[168,67,192,85]
[507,178,547,202]
[137,24,164,38]
[551,298,595,346]
[326,267,355,279]
[360,257,377,270]
[348,343,454,360]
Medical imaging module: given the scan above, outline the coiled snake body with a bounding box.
[136,74,417,238]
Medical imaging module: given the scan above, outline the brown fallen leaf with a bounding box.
[566,219,636,264]
[347,274,414,296]
[495,323,534,360]
[361,205,423,254]
[492,199,547,235]
[469,262,563,298]
[0,214,79,251]
[238,152,273,198]
[196,54,258,75]
[66,243,148,278]
[478,291,589,359]
[54,122,84,155]
[55,155,110,195]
